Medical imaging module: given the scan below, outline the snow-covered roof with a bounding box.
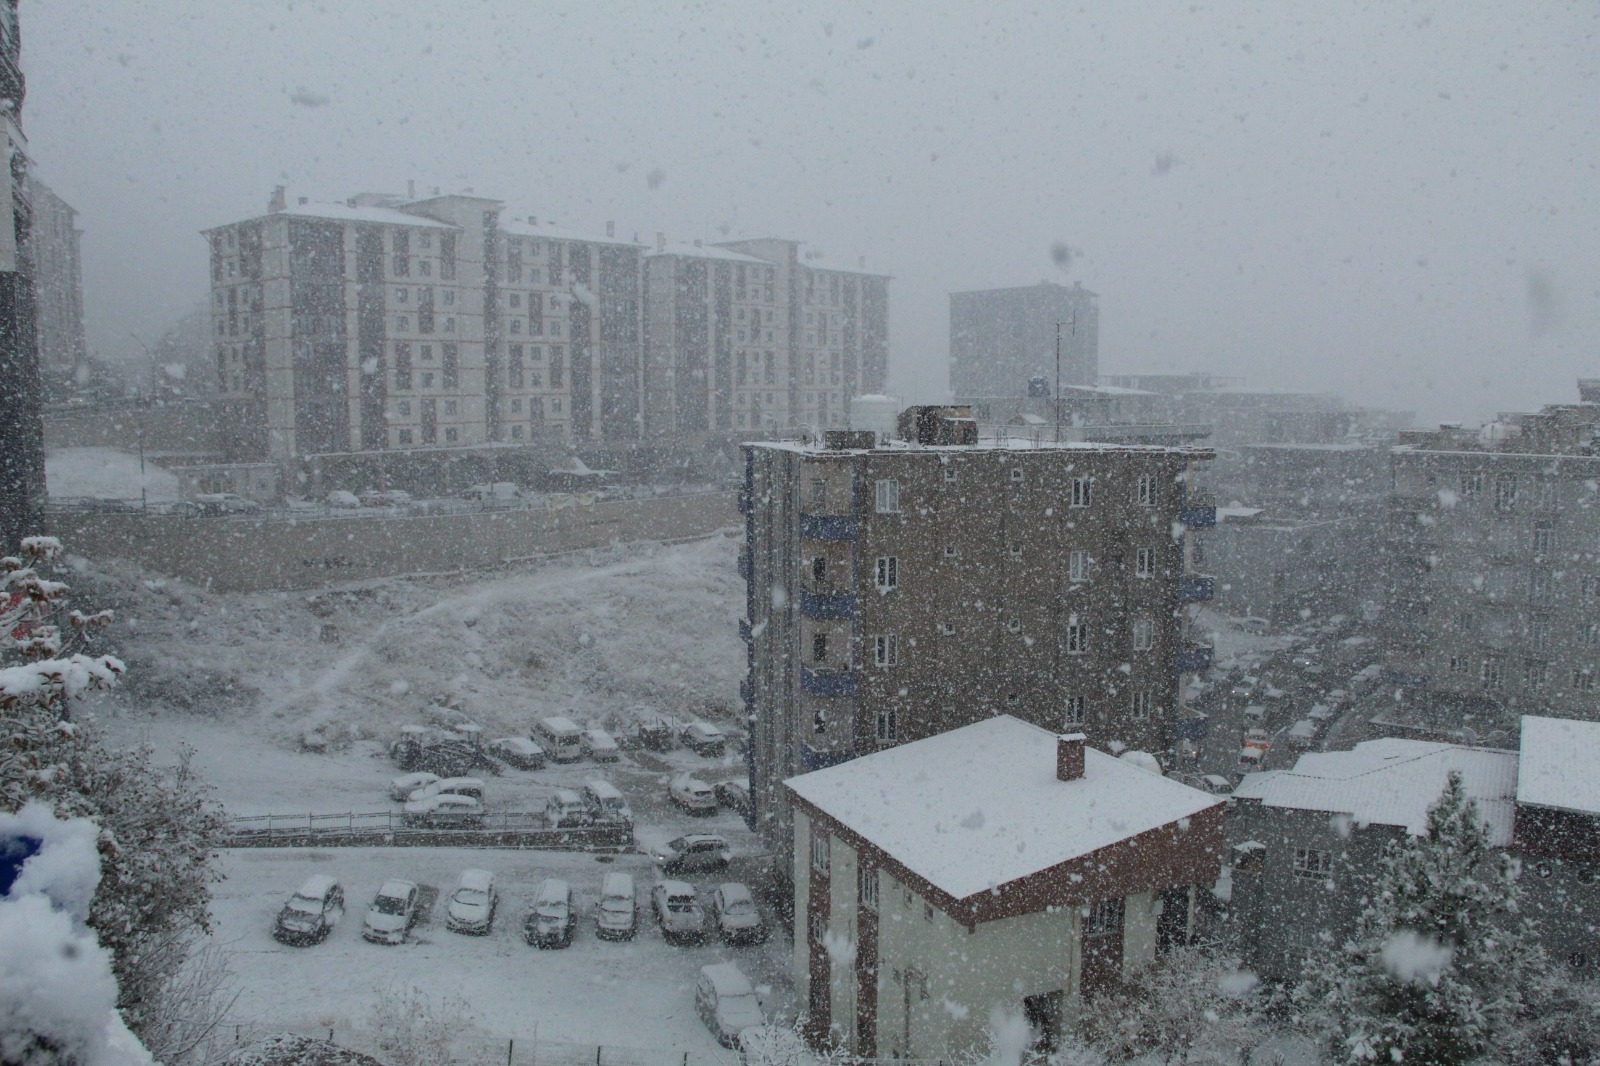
[501,217,644,248]
[266,202,456,229]
[750,438,1208,458]
[645,241,769,264]
[785,715,1223,900]
[1231,738,1518,845]
[1517,715,1600,816]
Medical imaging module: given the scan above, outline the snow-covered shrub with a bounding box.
[1075,944,1265,1064]
[366,985,470,1066]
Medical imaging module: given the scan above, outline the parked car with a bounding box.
[545,788,591,829]
[580,780,633,827]
[326,490,361,509]
[582,728,620,763]
[406,776,486,804]
[361,879,419,944]
[594,872,637,941]
[272,874,345,945]
[669,772,717,814]
[710,883,767,944]
[714,781,751,816]
[402,793,485,828]
[652,834,732,875]
[488,736,545,770]
[651,880,705,944]
[463,482,520,502]
[695,963,764,1047]
[358,489,413,507]
[445,868,497,935]
[389,772,440,802]
[681,721,726,757]
[636,716,675,751]
[524,878,576,948]
[192,492,262,515]
[533,716,585,763]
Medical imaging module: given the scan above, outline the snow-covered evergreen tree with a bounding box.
[1076,944,1264,1064]
[1296,771,1543,1066]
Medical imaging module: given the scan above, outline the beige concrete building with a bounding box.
[24,177,86,380]
[1386,383,1600,731]
[742,409,1217,871]
[787,717,1225,1056]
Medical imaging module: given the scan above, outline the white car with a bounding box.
[669,771,717,814]
[406,776,485,804]
[681,721,727,757]
[192,492,262,515]
[582,728,620,763]
[361,879,419,945]
[389,772,440,803]
[402,793,485,828]
[445,868,497,935]
[696,963,764,1047]
[326,490,361,509]
[651,880,705,944]
[488,737,545,769]
[711,882,767,944]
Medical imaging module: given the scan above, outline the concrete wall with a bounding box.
[48,491,735,592]
[44,402,221,456]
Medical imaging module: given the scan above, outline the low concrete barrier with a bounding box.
[225,809,634,850]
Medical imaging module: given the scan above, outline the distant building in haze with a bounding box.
[24,177,87,383]
[950,281,1098,400]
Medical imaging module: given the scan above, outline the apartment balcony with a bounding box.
[801,666,855,697]
[801,744,854,772]
[1176,641,1214,673]
[737,489,752,515]
[1178,574,1216,604]
[799,513,858,541]
[740,678,752,706]
[799,589,856,620]
[1179,504,1217,530]
[1174,709,1209,741]
[739,618,752,643]
[737,551,750,580]
[1385,666,1429,688]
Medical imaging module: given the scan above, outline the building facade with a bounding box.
[23,177,85,386]
[950,282,1098,400]
[204,192,889,462]
[742,410,1217,871]
[788,718,1224,1057]
[1386,387,1600,728]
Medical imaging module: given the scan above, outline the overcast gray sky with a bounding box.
[21,0,1600,424]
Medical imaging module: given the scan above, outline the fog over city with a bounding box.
[23,0,1600,422]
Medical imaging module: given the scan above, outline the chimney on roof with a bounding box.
[407,179,415,200]
[268,185,286,214]
[1057,733,1086,782]
[656,231,666,252]
[298,197,309,206]
[606,220,615,238]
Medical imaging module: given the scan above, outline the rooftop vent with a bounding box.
[1057,733,1086,782]
[898,405,978,446]
[823,430,876,451]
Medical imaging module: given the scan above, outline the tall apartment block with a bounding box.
[950,281,1098,401]
[741,408,1217,872]
[1386,383,1600,729]
[205,191,889,462]
[0,0,44,552]
[24,177,87,382]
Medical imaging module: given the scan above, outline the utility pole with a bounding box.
[1055,321,1062,444]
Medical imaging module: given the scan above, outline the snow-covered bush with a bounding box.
[1075,944,1265,1064]
[366,985,470,1066]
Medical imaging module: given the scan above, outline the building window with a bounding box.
[939,622,955,636]
[875,556,899,590]
[1460,471,1483,498]
[810,831,830,874]
[1084,898,1123,936]
[1063,695,1085,726]
[1069,550,1091,583]
[1136,548,1156,578]
[444,427,458,442]
[1529,618,1551,650]
[1132,619,1154,651]
[1449,654,1467,674]
[812,556,828,584]
[1534,522,1557,555]
[443,400,458,416]
[1137,473,1158,506]
[393,343,412,390]
[875,708,897,742]
[394,287,408,302]
[395,315,409,331]
[809,911,827,943]
[1008,545,1023,561]
[397,429,413,445]
[809,478,826,509]
[397,400,411,416]
[443,288,455,306]
[1574,670,1596,693]
[943,466,957,483]
[1293,848,1333,881]
[1007,618,1021,633]
[812,633,827,663]
[1071,477,1092,508]
[1130,691,1152,718]
[1010,468,1024,482]
[1481,656,1504,690]
[1524,659,1550,690]
[874,634,898,667]
[511,424,524,439]
[875,479,900,513]
[943,546,958,559]
[1495,474,1518,512]
[509,346,525,389]
[1067,619,1089,655]
[1584,622,1600,649]
[858,867,879,911]
[442,344,459,388]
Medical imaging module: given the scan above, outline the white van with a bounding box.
[581,780,633,826]
[545,788,590,829]
[534,716,584,763]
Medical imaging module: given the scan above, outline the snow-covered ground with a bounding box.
[45,447,182,501]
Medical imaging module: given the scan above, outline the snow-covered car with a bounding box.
[192,492,262,515]
[445,868,497,935]
[695,963,764,1047]
[405,776,485,804]
[361,880,419,945]
[402,793,485,828]
[580,780,632,827]
[487,737,545,770]
[681,721,726,757]
[594,872,636,941]
[272,874,345,945]
[581,728,620,763]
[389,772,440,803]
[524,878,576,948]
[651,880,705,944]
[545,788,591,829]
[357,489,413,507]
[710,882,767,944]
[714,781,751,816]
[326,490,361,509]
[652,834,731,876]
[668,772,717,814]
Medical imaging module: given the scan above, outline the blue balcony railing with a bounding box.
[1386,669,1428,688]
[737,551,750,580]
[801,666,855,697]
[799,589,856,619]
[740,678,752,706]
[1178,575,1215,604]
[1176,643,1214,673]
[737,490,752,515]
[799,514,858,541]
[1179,505,1217,530]
[801,745,855,772]
[1174,712,1209,741]
[739,618,752,642]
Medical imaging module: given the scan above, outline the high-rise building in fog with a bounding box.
[24,177,87,382]
[950,281,1098,400]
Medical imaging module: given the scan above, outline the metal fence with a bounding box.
[231,1022,741,1066]
[224,810,633,851]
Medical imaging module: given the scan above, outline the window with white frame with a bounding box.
[1067,619,1089,655]
[1585,622,1600,649]
[1524,659,1550,689]
[1293,848,1333,881]
[1083,898,1123,936]
[1130,691,1152,718]
[1495,474,1518,512]
[809,911,827,942]
[875,708,896,742]
[858,866,879,911]
[1481,656,1505,690]
[943,466,957,483]
[1460,471,1484,498]
[875,556,899,590]
[1137,473,1158,507]
[939,622,955,636]
[1071,476,1092,508]
[1069,550,1091,582]
[875,479,900,513]
[1063,695,1085,726]
[810,831,831,873]
[1575,669,1596,692]
[874,634,898,667]
[1136,548,1156,578]
[1132,618,1154,652]
[1010,468,1024,482]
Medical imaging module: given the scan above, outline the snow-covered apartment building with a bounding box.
[202,189,889,462]
[741,408,1218,872]
[1223,714,1600,984]
[786,716,1226,1057]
